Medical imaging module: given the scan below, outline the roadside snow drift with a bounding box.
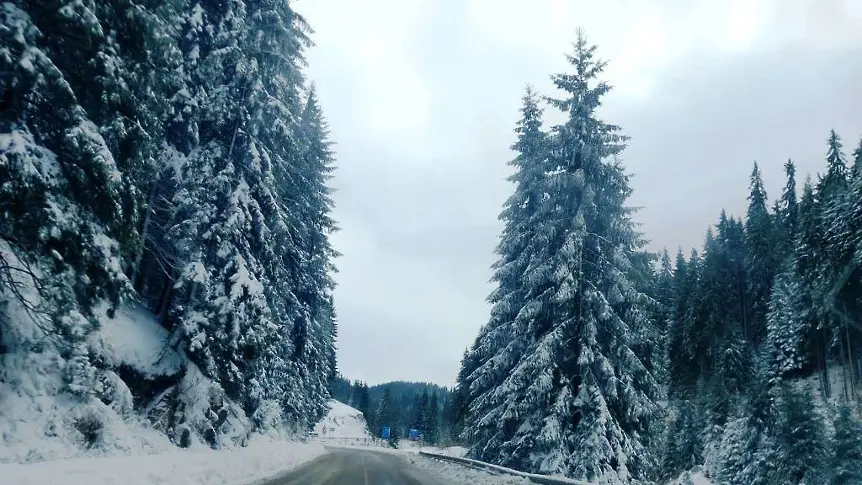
[313,400,371,439]
[0,439,326,485]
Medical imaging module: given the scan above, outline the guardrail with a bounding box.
[417,451,590,485]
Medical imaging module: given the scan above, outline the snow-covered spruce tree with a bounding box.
[458,86,551,463]
[714,360,775,485]
[666,249,700,398]
[660,399,703,479]
[822,134,862,379]
[765,159,813,381]
[797,177,833,397]
[744,162,776,346]
[167,0,336,433]
[462,32,659,482]
[812,131,849,331]
[830,404,862,485]
[285,86,339,429]
[768,383,829,484]
[775,160,799,253]
[0,2,130,395]
[765,264,812,381]
[426,393,441,445]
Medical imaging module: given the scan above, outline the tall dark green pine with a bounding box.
[830,404,862,484]
[457,86,549,459]
[765,158,811,380]
[0,0,178,395]
[462,32,659,481]
[822,134,862,367]
[425,393,440,445]
[775,160,798,252]
[768,384,829,484]
[744,162,775,346]
[666,249,694,397]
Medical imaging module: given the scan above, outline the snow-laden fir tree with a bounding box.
[460,32,659,482]
[459,86,551,462]
[767,384,829,484]
[425,393,441,445]
[666,249,699,397]
[285,87,339,428]
[744,163,776,346]
[166,0,336,431]
[774,160,798,252]
[765,265,812,381]
[714,360,775,485]
[1,2,130,395]
[830,404,862,485]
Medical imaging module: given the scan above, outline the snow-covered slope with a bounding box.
[0,243,252,463]
[0,243,182,462]
[88,304,183,378]
[313,400,372,439]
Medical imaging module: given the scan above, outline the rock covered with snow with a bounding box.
[313,399,372,439]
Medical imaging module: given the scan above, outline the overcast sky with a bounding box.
[294,0,862,387]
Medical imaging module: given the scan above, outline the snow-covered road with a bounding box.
[257,447,531,485]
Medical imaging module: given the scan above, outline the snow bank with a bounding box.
[0,350,175,463]
[412,453,532,485]
[0,438,325,485]
[666,469,713,485]
[313,399,371,439]
[0,245,177,462]
[396,441,468,457]
[88,303,183,378]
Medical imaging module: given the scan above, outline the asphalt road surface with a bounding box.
[259,448,445,485]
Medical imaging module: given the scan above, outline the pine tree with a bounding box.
[661,399,702,478]
[797,178,832,398]
[1,2,132,395]
[425,393,441,445]
[775,160,798,252]
[765,265,811,380]
[412,391,428,431]
[768,384,829,484]
[458,86,549,462]
[667,249,699,397]
[376,387,399,437]
[715,361,774,485]
[744,162,776,345]
[462,32,658,481]
[830,404,862,485]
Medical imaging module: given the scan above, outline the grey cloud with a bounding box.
[616,46,862,253]
[307,0,862,386]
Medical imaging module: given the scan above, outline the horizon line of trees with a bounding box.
[329,374,456,445]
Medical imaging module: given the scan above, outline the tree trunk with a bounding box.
[131,182,158,292]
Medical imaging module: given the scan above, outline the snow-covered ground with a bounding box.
[666,469,713,485]
[412,454,532,485]
[0,438,325,485]
[313,399,372,439]
[89,303,184,378]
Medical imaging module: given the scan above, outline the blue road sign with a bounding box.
[381,426,391,439]
[408,428,420,440]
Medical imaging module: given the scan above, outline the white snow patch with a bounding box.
[0,438,325,485]
[89,303,183,378]
[412,454,533,485]
[666,469,713,485]
[0,350,176,463]
[313,399,372,439]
